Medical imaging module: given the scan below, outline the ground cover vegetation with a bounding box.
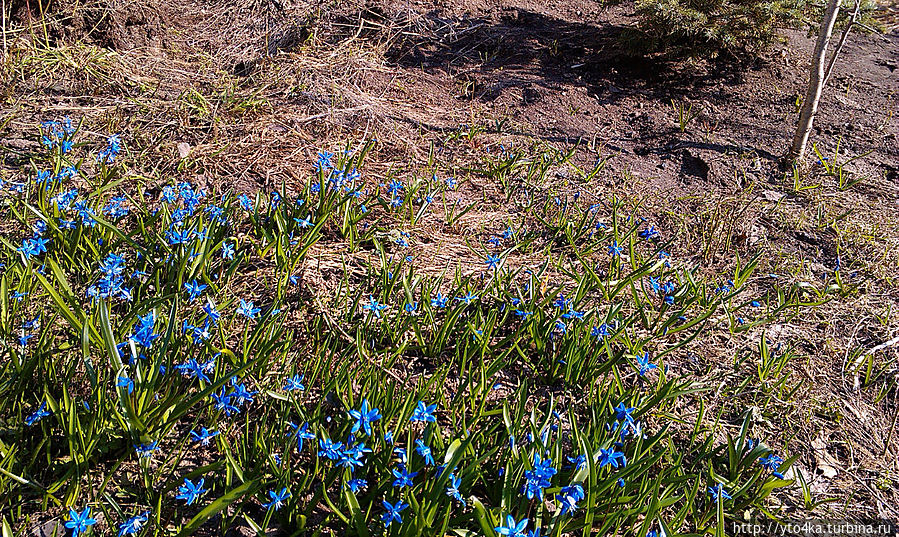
[0,0,897,535]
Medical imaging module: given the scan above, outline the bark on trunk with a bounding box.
[786,0,842,163]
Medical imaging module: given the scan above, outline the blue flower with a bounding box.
[759,454,786,478]
[117,376,135,394]
[381,499,408,527]
[348,398,382,436]
[175,358,212,383]
[608,241,624,257]
[410,401,437,423]
[134,442,159,458]
[639,225,659,240]
[415,439,434,465]
[485,255,502,270]
[707,483,732,501]
[176,478,208,505]
[446,474,464,502]
[236,299,260,319]
[130,312,159,348]
[318,438,344,460]
[391,465,418,487]
[455,291,478,305]
[431,293,448,308]
[221,242,235,260]
[184,280,207,301]
[362,296,388,318]
[597,448,626,469]
[635,352,657,376]
[556,484,585,515]
[190,427,220,446]
[283,375,306,392]
[495,515,528,537]
[522,454,556,500]
[118,511,148,536]
[613,402,636,423]
[262,488,290,511]
[65,507,97,537]
[17,237,50,260]
[347,478,367,493]
[25,402,50,426]
[287,422,316,452]
[567,454,587,471]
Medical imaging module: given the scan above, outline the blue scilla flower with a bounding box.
[263,488,290,511]
[639,225,659,240]
[410,401,437,423]
[446,474,464,502]
[184,280,207,301]
[456,291,478,305]
[65,507,97,537]
[567,454,587,471]
[556,484,585,515]
[190,427,220,446]
[613,402,636,423]
[286,422,316,451]
[415,439,434,465]
[485,254,502,270]
[294,214,314,228]
[135,442,159,458]
[118,511,148,536]
[318,438,344,460]
[17,237,49,260]
[495,515,527,537]
[221,242,235,260]
[347,478,367,493]
[381,499,408,527]
[431,293,448,308]
[608,241,624,257]
[522,454,556,500]
[362,296,388,318]
[597,448,626,469]
[707,483,732,501]
[636,352,657,376]
[404,301,418,313]
[590,323,612,341]
[385,179,403,196]
[348,399,381,436]
[759,454,786,479]
[25,401,50,426]
[117,376,135,394]
[391,465,417,487]
[229,381,257,407]
[283,374,305,392]
[176,478,208,505]
[130,312,159,348]
[211,389,239,416]
[203,300,220,327]
[315,151,334,171]
[175,358,212,383]
[236,299,260,319]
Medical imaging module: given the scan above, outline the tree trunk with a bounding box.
[786,0,842,164]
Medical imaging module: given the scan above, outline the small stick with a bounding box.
[823,0,861,87]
